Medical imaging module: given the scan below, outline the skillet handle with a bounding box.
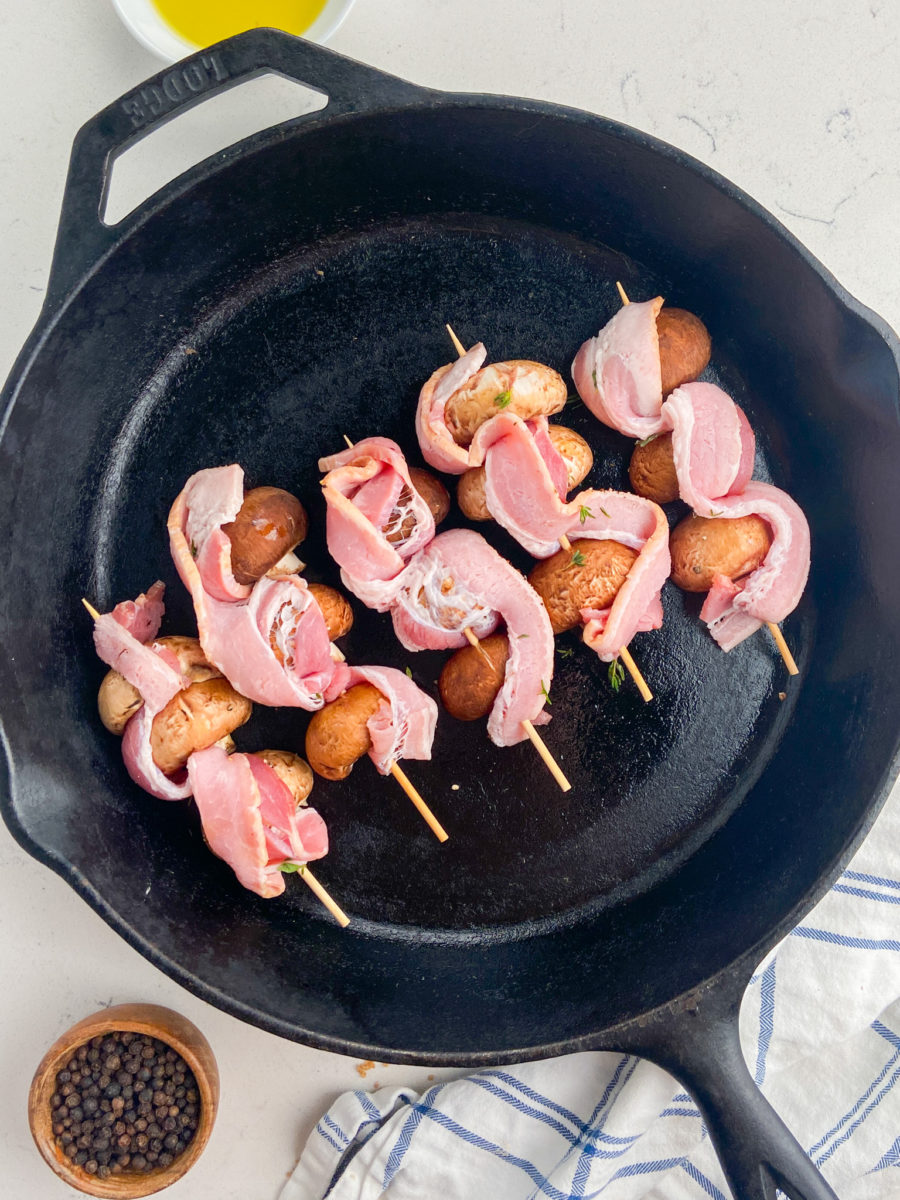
[620,972,839,1200]
[45,27,421,309]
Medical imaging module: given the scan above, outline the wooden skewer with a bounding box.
[463,625,496,668]
[343,434,354,449]
[521,719,572,792]
[445,323,467,357]
[766,621,799,676]
[617,281,798,677]
[298,866,351,927]
[462,627,570,790]
[82,598,101,620]
[619,645,653,702]
[389,762,449,842]
[559,533,573,552]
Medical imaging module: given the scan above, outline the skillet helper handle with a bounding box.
[46,27,419,308]
[624,977,839,1200]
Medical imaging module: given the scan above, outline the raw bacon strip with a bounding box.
[690,482,810,651]
[388,544,502,651]
[571,298,666,438]
[245,755,329,863]
[92,587,193,801]
[187,747,327,898]
[662,383,755,510]
[121,707,192,802]
[181,464,252,602]
[169,473,334,709]
[415,344,488,473]
[467,414,670,660]
[324,664,437,774]
[528,418,569,499]
[110,580,166,642]
[318,437,435,584]
[93,616,187,714]
[387,530,554,747]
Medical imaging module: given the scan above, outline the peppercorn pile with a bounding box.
[49,1032,200,1178]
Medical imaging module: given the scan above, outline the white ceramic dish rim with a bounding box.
[110,0,356,62]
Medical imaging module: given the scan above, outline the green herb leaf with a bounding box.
[517,633,529,639]
[608,659,626,692]
[565,394,583,409]
[591,368,598,388]
[636,433,659,448]
[405,666,413,678]
[539,679,552,705]
[557,646,574,659]
[189,541,198,560]
[709,509,723,517]
[279,861,306,875]
[599,506,610,518]
[570,549,587,567]
[493,390,512,409]
[579,504,594,524]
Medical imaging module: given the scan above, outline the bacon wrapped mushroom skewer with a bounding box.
[443,325,656,704]
[82,594,348,924]
[610,284,801,676]
[305,664,447,841]
[168,466,349,707]
[320,441,571,793]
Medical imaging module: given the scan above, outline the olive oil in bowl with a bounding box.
[151,0,330,45]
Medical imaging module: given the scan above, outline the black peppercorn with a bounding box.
[50,1030,202,1176]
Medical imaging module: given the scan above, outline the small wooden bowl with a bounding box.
[29,1003,219,1198]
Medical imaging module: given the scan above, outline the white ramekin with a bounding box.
[111,0,356,62]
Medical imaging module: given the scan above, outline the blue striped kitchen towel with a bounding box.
[282,782,900,1200]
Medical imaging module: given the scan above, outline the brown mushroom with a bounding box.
[657,307,712,397]
[98,671,144,735]
[252,749,314,805]
[383,469,451,545]
[222,486,308,585]
[548,425,594,489]
[669,513,772,592]
[305,683,383,781]
[444,360,567,445]
[97,636,219,735]
[307,583,354,641]
[457,424,593,522]
[438,635,509,721]
[528,539,638,634]
[628,432,679,504]
[409,467,451,527]
[150,677,253,775]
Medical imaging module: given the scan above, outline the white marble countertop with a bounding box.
[1,2,898,1196]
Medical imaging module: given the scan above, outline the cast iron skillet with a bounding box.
[2,29,899,1200]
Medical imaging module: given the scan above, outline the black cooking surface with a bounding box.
[1,90,898,1058]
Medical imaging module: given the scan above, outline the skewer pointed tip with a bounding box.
[618,645,653,702]
[766,622,799,676]
[616,281,630,306]
[299,866,351,927]
[343,434,354,449]
[445,323,467,358]
[521,718,572,792]
[81,598,101,621]
[390,762,449,842]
